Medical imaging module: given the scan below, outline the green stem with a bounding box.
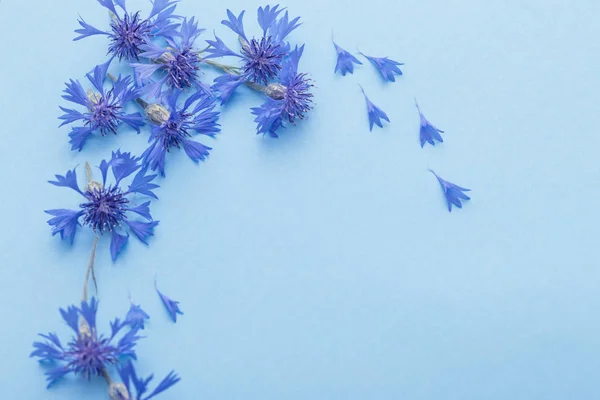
[82,236,99,302]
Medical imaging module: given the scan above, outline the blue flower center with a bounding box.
[80,186,129,233]
[282,73,313,123]
[166,49,200,89]
[67,335,118,379]
[89,93,122,136]
[241,37,284,84]
[161,116,191,150]
[109,12,151,61]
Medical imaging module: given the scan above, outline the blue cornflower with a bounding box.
[251,45,313,137]
[46,150,160,261]
[332,38,362,76]
[205,5,301,90]
[141,90,220,176]
[155,279,183,322]
[110,361,180,400]
[429,170,471,212]
[30,298,141,388]
[359,85,390,131]
[416,100,444,147]
[132,17,209,100]
[360,52,404,82]
[75,0,181,61]
[60,59,144,151]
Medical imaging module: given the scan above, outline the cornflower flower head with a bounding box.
[109,361,180,399]
[141,90,220,176]
[132,17,210,100]
[75,0,181,62]
[60,59,144,151]
[205,5,302,99]
[251,45,313,137]
[46,150,160,261]
[30,298,142,388]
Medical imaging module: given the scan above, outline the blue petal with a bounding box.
[69,127,94,151]
[361,53,404,82]
[125,303,150,330]
[80,297,99,330]
[204,34,242,59]
[86,59,113,94]
[45,209,83,244]
[182,139,212,162]
[359,85,390,131]
[120,113,145,132]
[272,11,301,44]
[74,17,109,41]
[333,40,362,76]
[48,168,83,194]
[251,99,284,137]
[155,280,183,322]
[126,220,159,245]
[257,4,283,36]
[59,305,80,333]
[62,79,90,107]
[110,150,141,185]
[211,73,245,104]
[145,370,181,399]
[128,169,160,199]
[96,0,118,15]
[44,366,72,388]
[221,9,247,41]
[429,170,471,212]
[110,230,129,262]
[126,201,153,220]
[58,106,86,127]
[141,140,168,177]
[149,0,178,19]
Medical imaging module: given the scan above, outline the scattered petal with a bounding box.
[359,85,390,131]
[332,39,362,76]
[155,279,183,322]
[429,170,471,212]
[360,53,404,82]
[416,100,444,147]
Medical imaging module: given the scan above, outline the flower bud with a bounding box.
[145,103,171,125]
[264,83,286,100]
[109,382,130,400]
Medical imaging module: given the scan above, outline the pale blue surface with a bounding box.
[0,0,599,398]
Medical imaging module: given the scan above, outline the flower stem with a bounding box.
[82,236,99,302]
[200,58,241,74]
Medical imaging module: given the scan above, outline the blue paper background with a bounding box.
[1,0,599,398]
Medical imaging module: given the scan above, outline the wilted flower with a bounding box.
[75,0,181,61]
[30,298,141,387]
[359,84,389,131]
[360,52,404,82]
[332,38,362,76]
[429,170,471,212]
[141,90,220,176]
[251,45,313,137]
[205,5,301,98]
[60,59,144,151]
[416,100,444,147]
[132,18,209,99]
[112,361,180,400]
[46,150,159,261]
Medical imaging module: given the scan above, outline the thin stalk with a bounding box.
[82,236,99,302]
